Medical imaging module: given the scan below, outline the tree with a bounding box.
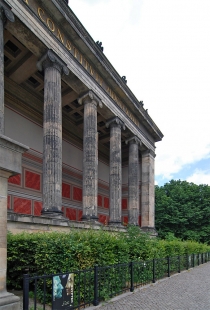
[155,180,210,243]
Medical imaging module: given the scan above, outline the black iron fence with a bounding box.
[23,252,210,309]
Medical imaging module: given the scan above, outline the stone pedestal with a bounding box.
[126,136,141,226]
[0,135,28,310]
[106,117,125,226]
[37,50,69,217]
[78,91,102,221]
[141,149,156,230]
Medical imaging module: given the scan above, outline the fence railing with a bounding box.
[23,252,210,309]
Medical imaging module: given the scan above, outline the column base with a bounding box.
[81,215,101,224]
[0,292,20,310]
[141,226,158,236]
[41,209,63,217]
[128,222,140,227]
[108,220,123,227]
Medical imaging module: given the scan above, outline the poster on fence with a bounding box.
[52,273,74,310]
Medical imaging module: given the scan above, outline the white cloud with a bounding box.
[70,0,210,184]
[187,169,210,185]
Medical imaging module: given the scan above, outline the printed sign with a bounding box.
[52,273,74,310]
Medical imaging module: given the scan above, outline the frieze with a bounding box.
[22,0,140,127]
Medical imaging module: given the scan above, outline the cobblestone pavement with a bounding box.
[87,262,210,310]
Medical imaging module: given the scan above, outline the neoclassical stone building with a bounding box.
[2,0,163,231]
[0,0,163,307]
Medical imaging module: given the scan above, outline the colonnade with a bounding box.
[37,50,155,228]
[0,3,155,308]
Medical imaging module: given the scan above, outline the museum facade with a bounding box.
[1,0,163,231]
[0,1,164,306]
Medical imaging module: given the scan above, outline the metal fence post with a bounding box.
[130,262,134,292]
[178,256,181,273]
[201,253,203,264]
[23,274,29,310]
[186,254,189,270]
[152,259,156,283]
[93,266,99,306]
[193,253,195,267]
[167,257,170,277]
[198,254,200,266]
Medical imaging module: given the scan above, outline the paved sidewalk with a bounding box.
[87,262,210,310]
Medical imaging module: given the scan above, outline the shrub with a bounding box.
[7,226,210,291]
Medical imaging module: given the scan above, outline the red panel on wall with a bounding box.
[98,195,102,207]
[78,210,83,221]
[99,214,107,225]
[14,197,31,214]
[62,183,71,199]
[8,174,21,186]
[122,198,127,209]
[104,197,109,208]
[34,201,42,216]
[66,208,77,220]
[139,215,141,227]
[25,170,40,191]
[73,187,82,201]
[122,216,128,225]
[7,195,11,209]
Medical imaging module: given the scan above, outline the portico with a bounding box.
[0,2,164,306]
[2,0,163,231]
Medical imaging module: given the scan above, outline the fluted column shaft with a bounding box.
[37,50,69,215]
[106,117,125,225]
[141,150,155,228]
[78,91,102,221]
[126,137,141,225]
[43,66,62,213]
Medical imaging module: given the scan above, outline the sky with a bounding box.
[69,0,210,186]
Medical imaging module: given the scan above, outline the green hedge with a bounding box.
[7,225,210,290]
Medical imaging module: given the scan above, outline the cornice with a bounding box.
[52,0,164,141]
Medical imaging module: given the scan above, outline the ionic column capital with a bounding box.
[37,49,69,75]
[125,135,142,147]
[106,116,126,130]
[78,90,103,108]
[141,149,156,158]
[0,1,15,24]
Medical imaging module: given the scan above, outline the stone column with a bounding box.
[0,135,28,310]
[37,50,69,216]
[78,91,102,221]
[0,1,14,134]
[106,117,125,226]
[126,136,141,225]
[141,149,156,232]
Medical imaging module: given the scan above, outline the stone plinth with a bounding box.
[7,213,128,233]
[0,135,28,310]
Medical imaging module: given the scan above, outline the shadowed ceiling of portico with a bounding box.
[4,29,143,164]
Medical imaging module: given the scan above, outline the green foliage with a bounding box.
[7,227,210,291]
[155,180,210,243]
[7,227,210,305]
